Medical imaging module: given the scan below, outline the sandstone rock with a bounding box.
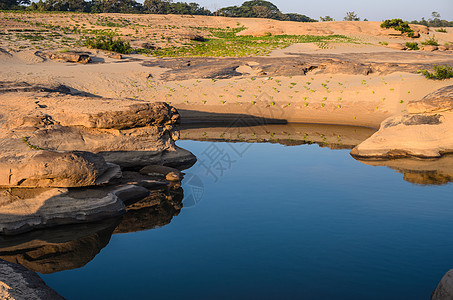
[139,165,183,180]
[109,53,122,59]
[445,45,453,50]
[0,218,119,274]
[432,269,453,300]
[0,259,64,299]
[387,43,407,50]
[0,143,119,188]
[50,51,90,64]
[422,45,438,51]
[111,185,150,204]
[411,31,420,38]
[407,86,453,114]
[351,112,453,158]
[187,34,206,42]
[0,187,125,235]
[438,46,448,51]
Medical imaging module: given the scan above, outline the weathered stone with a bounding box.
[437,45,448,51]
[432,269,453,300]
[0,259,64,299]
[407,85,453,114]
[0,145,118,188]
[139,165,183,179]
[351,112,453,158]
[411,31,420,38]
[50,51,90,64]
[422,45,438,51]
[111,185,150,204]
[0,187,125,235]
[387,43,407,50]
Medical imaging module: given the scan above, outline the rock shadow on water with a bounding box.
[354,154,453,186]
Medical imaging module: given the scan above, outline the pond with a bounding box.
[6,124,453,299]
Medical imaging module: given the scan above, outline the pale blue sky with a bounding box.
[189,0,453,21]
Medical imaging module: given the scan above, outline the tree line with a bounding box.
[0,0,316,22]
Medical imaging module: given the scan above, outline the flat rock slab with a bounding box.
[351,112,453,158]
[0,187,125,235]
[407,85,453,114]
[0,259,64,299]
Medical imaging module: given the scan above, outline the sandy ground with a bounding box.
[1,13,452,129]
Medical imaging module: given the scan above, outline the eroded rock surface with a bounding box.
[0,187,125,235]
[0,259,64,299]
[432,269,453,300]
[352,86,453,158]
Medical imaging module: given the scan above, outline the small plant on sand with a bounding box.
[421,36,439,46]
[84,34,131,54]
[378,41,388,45]
[418,65,453,80]
[405,42,419,50]
[435,28,447,33]
[380,19,414,37]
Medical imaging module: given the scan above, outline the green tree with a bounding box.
[344,11,360,21]
[320,16,334,21]
[0,0,30,9]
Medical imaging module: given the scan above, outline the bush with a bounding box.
[381,19,414,37]
[405,42,419,50]
[421,36,439,46]
[84,35,131,54]
[418,65,453,80]
[435,28,447,33]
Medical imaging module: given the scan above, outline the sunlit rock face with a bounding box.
[352,86,453,159]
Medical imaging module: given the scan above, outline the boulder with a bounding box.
[407,86,453,114]
[411,31,420,38]
[0,144,120,188]
[438,46,448,51]
[50,51,90,64]
[422,45,438,51]
[139,165,184,181]
[0,187,125,235]
[386,43,407,50]
[351,112,453,158]
[0,259,64,299]
[432,269,453,300]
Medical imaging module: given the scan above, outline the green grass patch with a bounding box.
[143,27,356,57]
[405,42,419,50]
[421,36,439,46]
[418,65,453,80]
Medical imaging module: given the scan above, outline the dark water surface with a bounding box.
[40,138,453,300]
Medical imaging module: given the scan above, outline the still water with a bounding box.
[32,130,453,299]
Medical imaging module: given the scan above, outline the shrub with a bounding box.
[421,36,439,46]
[435,28,447,33]
[405,42,419,50]
[418,65,453,80]
[378,41,388,45]
[84,35,131,54]
[381,19,414,37]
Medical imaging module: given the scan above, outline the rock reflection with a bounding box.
[355,154,453,185]
[0,183,185,273]
[0,218,120,274]
[179,123,376,149]
[114,185,183,234]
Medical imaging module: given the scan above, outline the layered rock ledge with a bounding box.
[351,85,453,159]
[0,83,196,235]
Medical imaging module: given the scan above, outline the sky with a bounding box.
[187,0,453,21]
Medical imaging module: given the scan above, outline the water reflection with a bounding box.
[179,123,376,149]
[0,184,184,274]
[356,155,453,185]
